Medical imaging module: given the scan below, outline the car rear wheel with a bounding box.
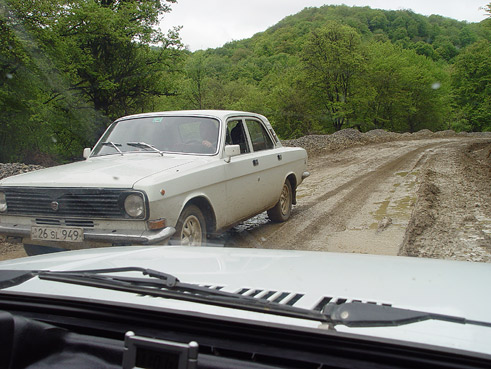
[267,180,293,222]
[173,205,207,246]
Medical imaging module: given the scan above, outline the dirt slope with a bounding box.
[400,140,490,262]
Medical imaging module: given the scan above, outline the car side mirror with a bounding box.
[224,145,240,163]
[83,148,91,159]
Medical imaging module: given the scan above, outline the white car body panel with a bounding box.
[0,247,490,356]
[0,155,196,188]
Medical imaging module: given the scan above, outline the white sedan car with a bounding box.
[0,110,309,255]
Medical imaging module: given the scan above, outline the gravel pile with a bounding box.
[412,129,434,137]
[434,130,458,137]
[282,129,491,157]
[469,132,491,137]
[0,163,44,181]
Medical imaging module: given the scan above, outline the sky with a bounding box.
[160,0,489,51]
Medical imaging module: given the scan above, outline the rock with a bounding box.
[377,217,392,232]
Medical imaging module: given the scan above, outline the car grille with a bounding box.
[3,187,135,219]
[35,218,95,227]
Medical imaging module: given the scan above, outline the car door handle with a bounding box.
[252,159,259,166]
[277,154,282,161]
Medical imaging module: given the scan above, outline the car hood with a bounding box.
[0,246,490,355]
[0,155,200,188]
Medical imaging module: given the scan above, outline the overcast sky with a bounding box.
[160,0,488,51]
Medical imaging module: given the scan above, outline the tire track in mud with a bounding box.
[280,143,437,251]
[224,140,455,253]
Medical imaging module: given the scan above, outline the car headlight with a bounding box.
[0,192,6,212]
[124,193,145,218]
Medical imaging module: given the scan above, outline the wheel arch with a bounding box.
[285,173,298,205]
[183,196,217,236]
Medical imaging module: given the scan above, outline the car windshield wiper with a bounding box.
[101,141,124,155]
[127,142,164,156]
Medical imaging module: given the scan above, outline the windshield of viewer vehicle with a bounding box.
[91,117,220,156]
[0,1,491,366]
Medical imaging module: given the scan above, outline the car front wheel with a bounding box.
[173,205,207,246]
[267,180,293,222]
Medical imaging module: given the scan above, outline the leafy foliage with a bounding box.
[0,0,182,162]
[451,40,491,131]
[163,4,490,137]
[1,3,490,163]
[301,23,366,131]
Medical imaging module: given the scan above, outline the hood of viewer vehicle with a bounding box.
[1,247,491,355]
[0,155,202,188]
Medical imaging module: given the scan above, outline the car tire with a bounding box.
[267,180,293,222]
[173,205,207,246]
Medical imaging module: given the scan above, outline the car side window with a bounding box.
[245,120,274,152]
[226,120,250,154]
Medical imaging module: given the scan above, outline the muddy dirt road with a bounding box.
[1,137,490,262]
[220,138,490,262]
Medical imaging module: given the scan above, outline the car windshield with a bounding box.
[0,0,490,365]
[91,116,219,156]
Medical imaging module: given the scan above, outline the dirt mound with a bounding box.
[400,140,491,262]
[400,171,440,254]
[282,129,483,157]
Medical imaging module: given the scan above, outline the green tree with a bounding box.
[301,22,366,131]
[0,0,68,162]
[54,0,182,128]
[366,42,449,132]
[0,0,182,161]
[265,63,317,138]
[399,52,449,132]
[183,51,207,109]
[451,40,491,131]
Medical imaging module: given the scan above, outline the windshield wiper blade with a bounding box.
[322,302,491,329]
[101,141,124,155]
[35,267,326,322]
[127,142,164,156]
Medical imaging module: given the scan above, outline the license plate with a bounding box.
[31,226,84,242]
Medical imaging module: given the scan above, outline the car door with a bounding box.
[243,119,285,210]
[223,119,264,225]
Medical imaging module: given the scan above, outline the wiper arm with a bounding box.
[127,142,164,156]
[322,302,491,329]
[101,141,124,155]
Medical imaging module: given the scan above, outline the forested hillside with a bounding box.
[1,1,490,163]
[164,5,491,139]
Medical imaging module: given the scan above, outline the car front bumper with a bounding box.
[0,222,176,246]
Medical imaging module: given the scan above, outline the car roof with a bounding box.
[116,110,270,123]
